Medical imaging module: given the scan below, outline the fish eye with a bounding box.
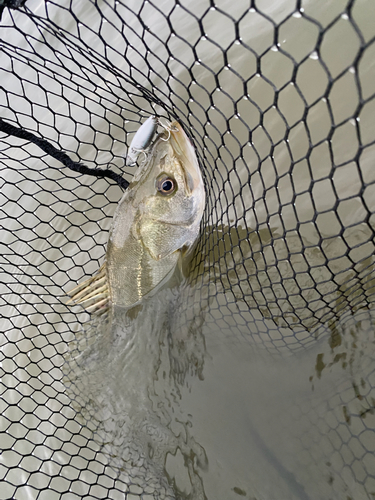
[156,175,176,195]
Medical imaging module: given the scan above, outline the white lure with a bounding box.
[126,115,159,166]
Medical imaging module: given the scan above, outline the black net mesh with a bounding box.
[1,1,375,499]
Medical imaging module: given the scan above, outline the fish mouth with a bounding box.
[169,121,203,195]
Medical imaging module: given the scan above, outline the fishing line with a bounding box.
[0,118,129,189]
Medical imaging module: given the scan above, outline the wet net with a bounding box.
[1,0,375,499]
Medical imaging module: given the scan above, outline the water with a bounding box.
[61,258,375,499]
[1,0,375,498]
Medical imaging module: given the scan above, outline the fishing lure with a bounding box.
[125,115,159,166]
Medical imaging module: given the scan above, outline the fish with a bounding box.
[67,119,205,313]
[125,115,158,166]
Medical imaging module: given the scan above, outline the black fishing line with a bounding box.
[0,118,129,189]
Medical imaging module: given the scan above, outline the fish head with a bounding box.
[133,121,205,261]
[102,120,206,308]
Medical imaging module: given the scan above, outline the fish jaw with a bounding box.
[169,121,204,195]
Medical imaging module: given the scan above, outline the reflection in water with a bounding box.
[198,223,375,347]
[64,269,208,500]
[64,218,375,500]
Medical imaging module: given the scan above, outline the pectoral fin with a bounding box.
[66,262,109,316]
[139,220,189,261]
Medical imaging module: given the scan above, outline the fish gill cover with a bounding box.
[0,1,375,499]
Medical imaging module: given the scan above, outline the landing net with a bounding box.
[1,1,375,499]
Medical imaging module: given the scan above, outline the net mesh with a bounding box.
[1,0,375,499]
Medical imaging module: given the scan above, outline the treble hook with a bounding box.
[157,118,179,142]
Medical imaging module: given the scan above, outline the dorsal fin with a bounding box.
[66,262,110,316]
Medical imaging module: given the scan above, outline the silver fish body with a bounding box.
[68,120,205,312]
[108,121,205,308]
